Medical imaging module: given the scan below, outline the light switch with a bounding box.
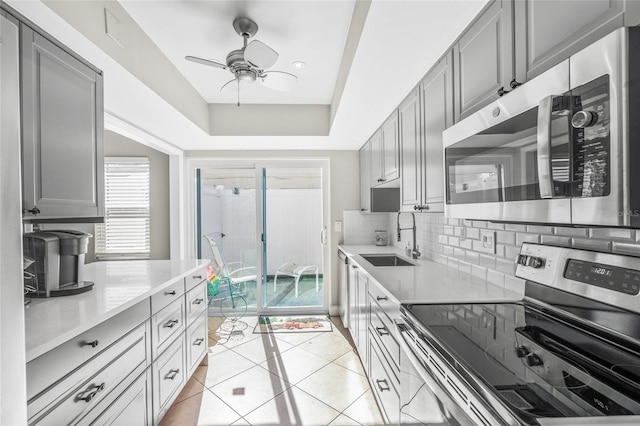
[334,221,342,232]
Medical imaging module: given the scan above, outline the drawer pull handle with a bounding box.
[376,379,390,392]
[166,369,180,380]
[80,382,105,402]
[193,298,204,305]
[193,275,203,280]
[376,327,389,336]
[194,337,205,346]
[84,340,99,348]
[376,296,388,301]
[163,319,179,328]
[165,290,177,296]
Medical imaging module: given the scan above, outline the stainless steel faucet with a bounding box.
[396,212,421,259]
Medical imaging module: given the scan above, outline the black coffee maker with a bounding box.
[23,230,94,297]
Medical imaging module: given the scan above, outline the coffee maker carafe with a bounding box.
[23,230,94,297]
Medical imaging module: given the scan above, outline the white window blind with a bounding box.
[96,157,150,260]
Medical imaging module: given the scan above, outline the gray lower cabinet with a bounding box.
[453,0,514,121]
[348,261,369,370]
[20,24,104,222]
[359,142,371,212]
[400,53,453,213]
[25,267,208,426]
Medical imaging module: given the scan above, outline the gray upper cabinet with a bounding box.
[370,111,400,187]
[514,0,625,83]
[381,110,399,183]
[21,24,104,222]
[359,142,371,212]
[453,0,513,121]
[400,54,452,212]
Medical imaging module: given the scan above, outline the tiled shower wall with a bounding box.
[343,210,640,294]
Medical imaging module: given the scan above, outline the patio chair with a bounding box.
[204,235,257,296]
[273,262,319,298]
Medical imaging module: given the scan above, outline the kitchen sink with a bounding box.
[360,254,415,267]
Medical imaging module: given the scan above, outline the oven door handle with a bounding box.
[537,95,556,199]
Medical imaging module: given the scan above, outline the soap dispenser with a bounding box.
[405,243,411,257]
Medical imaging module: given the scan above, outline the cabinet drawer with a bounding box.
[82,369,150,426]
[368,281,399,322]
[185,266,207,292]
[151,279,184,314]
[369,308,400,374]
[153,335,186,423]
[369,338,400,425]
[185,280,207,324]
[186,312,207,376]
[27,300,149,400]
[28,322,149,425]
[152,297,185,358]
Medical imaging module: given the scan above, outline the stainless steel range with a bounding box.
[397,243,640,425]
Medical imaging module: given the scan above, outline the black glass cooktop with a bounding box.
[402,301,640,422]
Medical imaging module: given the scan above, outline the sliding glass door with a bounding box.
[260,166,325,314]
[194,161,328,315]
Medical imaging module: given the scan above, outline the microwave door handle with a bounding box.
[537,95,555,199]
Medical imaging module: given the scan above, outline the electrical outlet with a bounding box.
[479,229,496,254]
[334,221,342,232]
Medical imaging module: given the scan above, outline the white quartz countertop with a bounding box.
[24,259,209,362]
[339,245,523,304]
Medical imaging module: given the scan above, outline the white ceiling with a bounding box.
[120,0,355,105]
[7,0,489,151]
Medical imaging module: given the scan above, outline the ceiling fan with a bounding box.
[185,17,297,105]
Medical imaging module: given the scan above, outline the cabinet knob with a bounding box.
[376,379,390,392]
[376,326,390,336]
[27,207,40,215]
[163,319,179,328]
[84,340,99,348]
[165,290,177,296]
[497,86,511,97]
[510,79,522,89]
[193,298,204,305]
[166,369,180,380]
[194,337,205,346]
[79,382,105,403]
[413,205,419,211]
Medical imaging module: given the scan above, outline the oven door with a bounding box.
[397,321,496,426]
[443,60,572,224]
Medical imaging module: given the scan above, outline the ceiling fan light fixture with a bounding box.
[292,61,306,69]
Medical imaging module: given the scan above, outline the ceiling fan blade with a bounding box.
[244,40,278,69]
[185,55,227,70]
[260,71,297,92]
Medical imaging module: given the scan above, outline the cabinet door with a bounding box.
[21,25,104,221]
[514,0,624,82]
[369,131,383,186]
[85,370,151,426]
[381,111,399,183]
[399,88,421,212]
[453,0,513,120]
[359,143,371,212]
[348,263,358,342]
[420,53,453,210]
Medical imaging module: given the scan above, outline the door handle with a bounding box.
[537,95,555,199]
[320,226,327,245]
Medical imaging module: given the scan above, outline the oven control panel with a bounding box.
[564,259,640,295]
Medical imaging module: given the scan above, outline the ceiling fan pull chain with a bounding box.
[237,79,240,107]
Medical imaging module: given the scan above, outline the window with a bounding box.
[96,157,150,260]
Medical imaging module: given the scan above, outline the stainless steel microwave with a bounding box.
[443,27,640,227]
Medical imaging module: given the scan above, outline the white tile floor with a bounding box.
[159,316,385,426]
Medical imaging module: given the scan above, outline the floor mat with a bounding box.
[254,315,332,334]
